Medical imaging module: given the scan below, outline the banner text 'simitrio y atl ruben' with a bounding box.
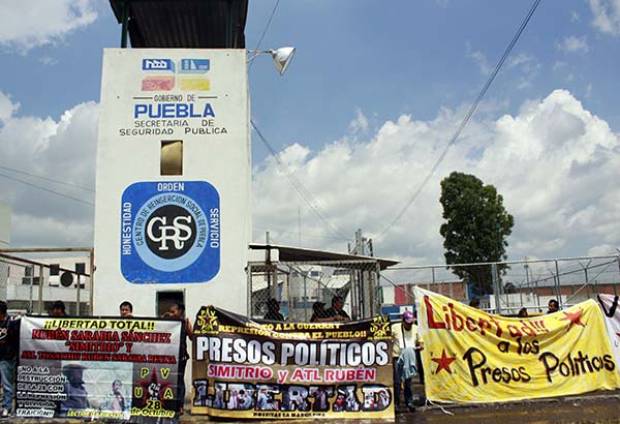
[16,317,182,421]
[415,287,620,403]
[191,306,395,420]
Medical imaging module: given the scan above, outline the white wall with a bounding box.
[93,49,250,319]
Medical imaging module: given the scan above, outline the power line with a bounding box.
[0,171,94,207]
[378,0,543,239]
[253,0,281,53]
[249,0,281,71]
[0,164,94,192]
[251,120,350,242]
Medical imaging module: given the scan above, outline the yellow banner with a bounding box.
[415,287,620,403]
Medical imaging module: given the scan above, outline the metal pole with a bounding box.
[89,249,95,315]
[375,262,381,315]
[265,232,272,299]
[303,273,308,322]
[120,0,129,48]
[430,267,434,291]
[38,265,44,314]
[28,266,33,313]
[491,263,501,314]
[246,263,252,318]
[614,256,620,296]
[555,260,561,308]
[76,273,81,316]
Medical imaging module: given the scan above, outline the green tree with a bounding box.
[439,172,514,295]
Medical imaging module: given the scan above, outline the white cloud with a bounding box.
[254,90,620,266]
[587,244,618,256]
[556,35,590,53]
[0,93,98,246]
[349,109,369,134]
[2,89,619,268]
[467,46,540,89]
[0,91,19,123]
[571,11,581,22]
[506,53,541,90]
[0,0,98,52]
[589,0,620,35]
[466,43,491,75]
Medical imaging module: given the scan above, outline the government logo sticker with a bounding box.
[120,181,220,284]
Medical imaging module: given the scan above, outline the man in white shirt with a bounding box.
[392,310,421,411]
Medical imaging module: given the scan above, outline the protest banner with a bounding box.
[415,287,620,403]
[16,316,182,421]
[191,306,394,420]
[597,294,620,374]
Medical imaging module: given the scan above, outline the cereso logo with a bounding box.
[145,205,196,259]
[120,181,220,284]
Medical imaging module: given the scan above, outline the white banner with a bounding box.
[597,294,620,374]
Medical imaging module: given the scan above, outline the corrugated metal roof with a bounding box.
[249,243,399,271]
[109,0,248,48]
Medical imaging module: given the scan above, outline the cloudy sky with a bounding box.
[0,0,619,268]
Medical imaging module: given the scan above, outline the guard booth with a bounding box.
[94,0,250,319]
[247,243,398,322]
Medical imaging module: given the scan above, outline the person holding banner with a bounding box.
[391,310,421,411]
[50,300,67,317]
[324,296,351,322]
[163,302,193,415]
[547,298,560,314]
[119,301,133,318]
[0,301,18,418]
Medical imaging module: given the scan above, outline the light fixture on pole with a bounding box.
[248,46,296,75]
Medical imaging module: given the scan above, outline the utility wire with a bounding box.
[251,120,350,242]
[253,0,281,53]
[0,164,94,192]
[0,171,94,207]
[378,0,543,239]
[249,0,281,70]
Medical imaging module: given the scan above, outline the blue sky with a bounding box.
[0,0,619,265]
[3,1,618,150]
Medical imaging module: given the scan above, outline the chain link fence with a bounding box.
[380,255,620,316]
[248,260,381,322]
[0,248,94,316]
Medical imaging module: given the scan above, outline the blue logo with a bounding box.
[142,59,175,72]
[180,59,210,73]
[120,181,220,284]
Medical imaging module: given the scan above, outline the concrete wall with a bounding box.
[93,49,251,320]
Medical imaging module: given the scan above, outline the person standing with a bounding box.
[324,296,351,322]
[391,310,421,411]
[50,300,67,317]
[165,303,193,415]
[119,301,133,318]
[547,299,560,314]
[0,301,18,418]
[263,299,284,321]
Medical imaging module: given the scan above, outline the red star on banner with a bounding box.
[431,349,456,375]
[562,309,586,331]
